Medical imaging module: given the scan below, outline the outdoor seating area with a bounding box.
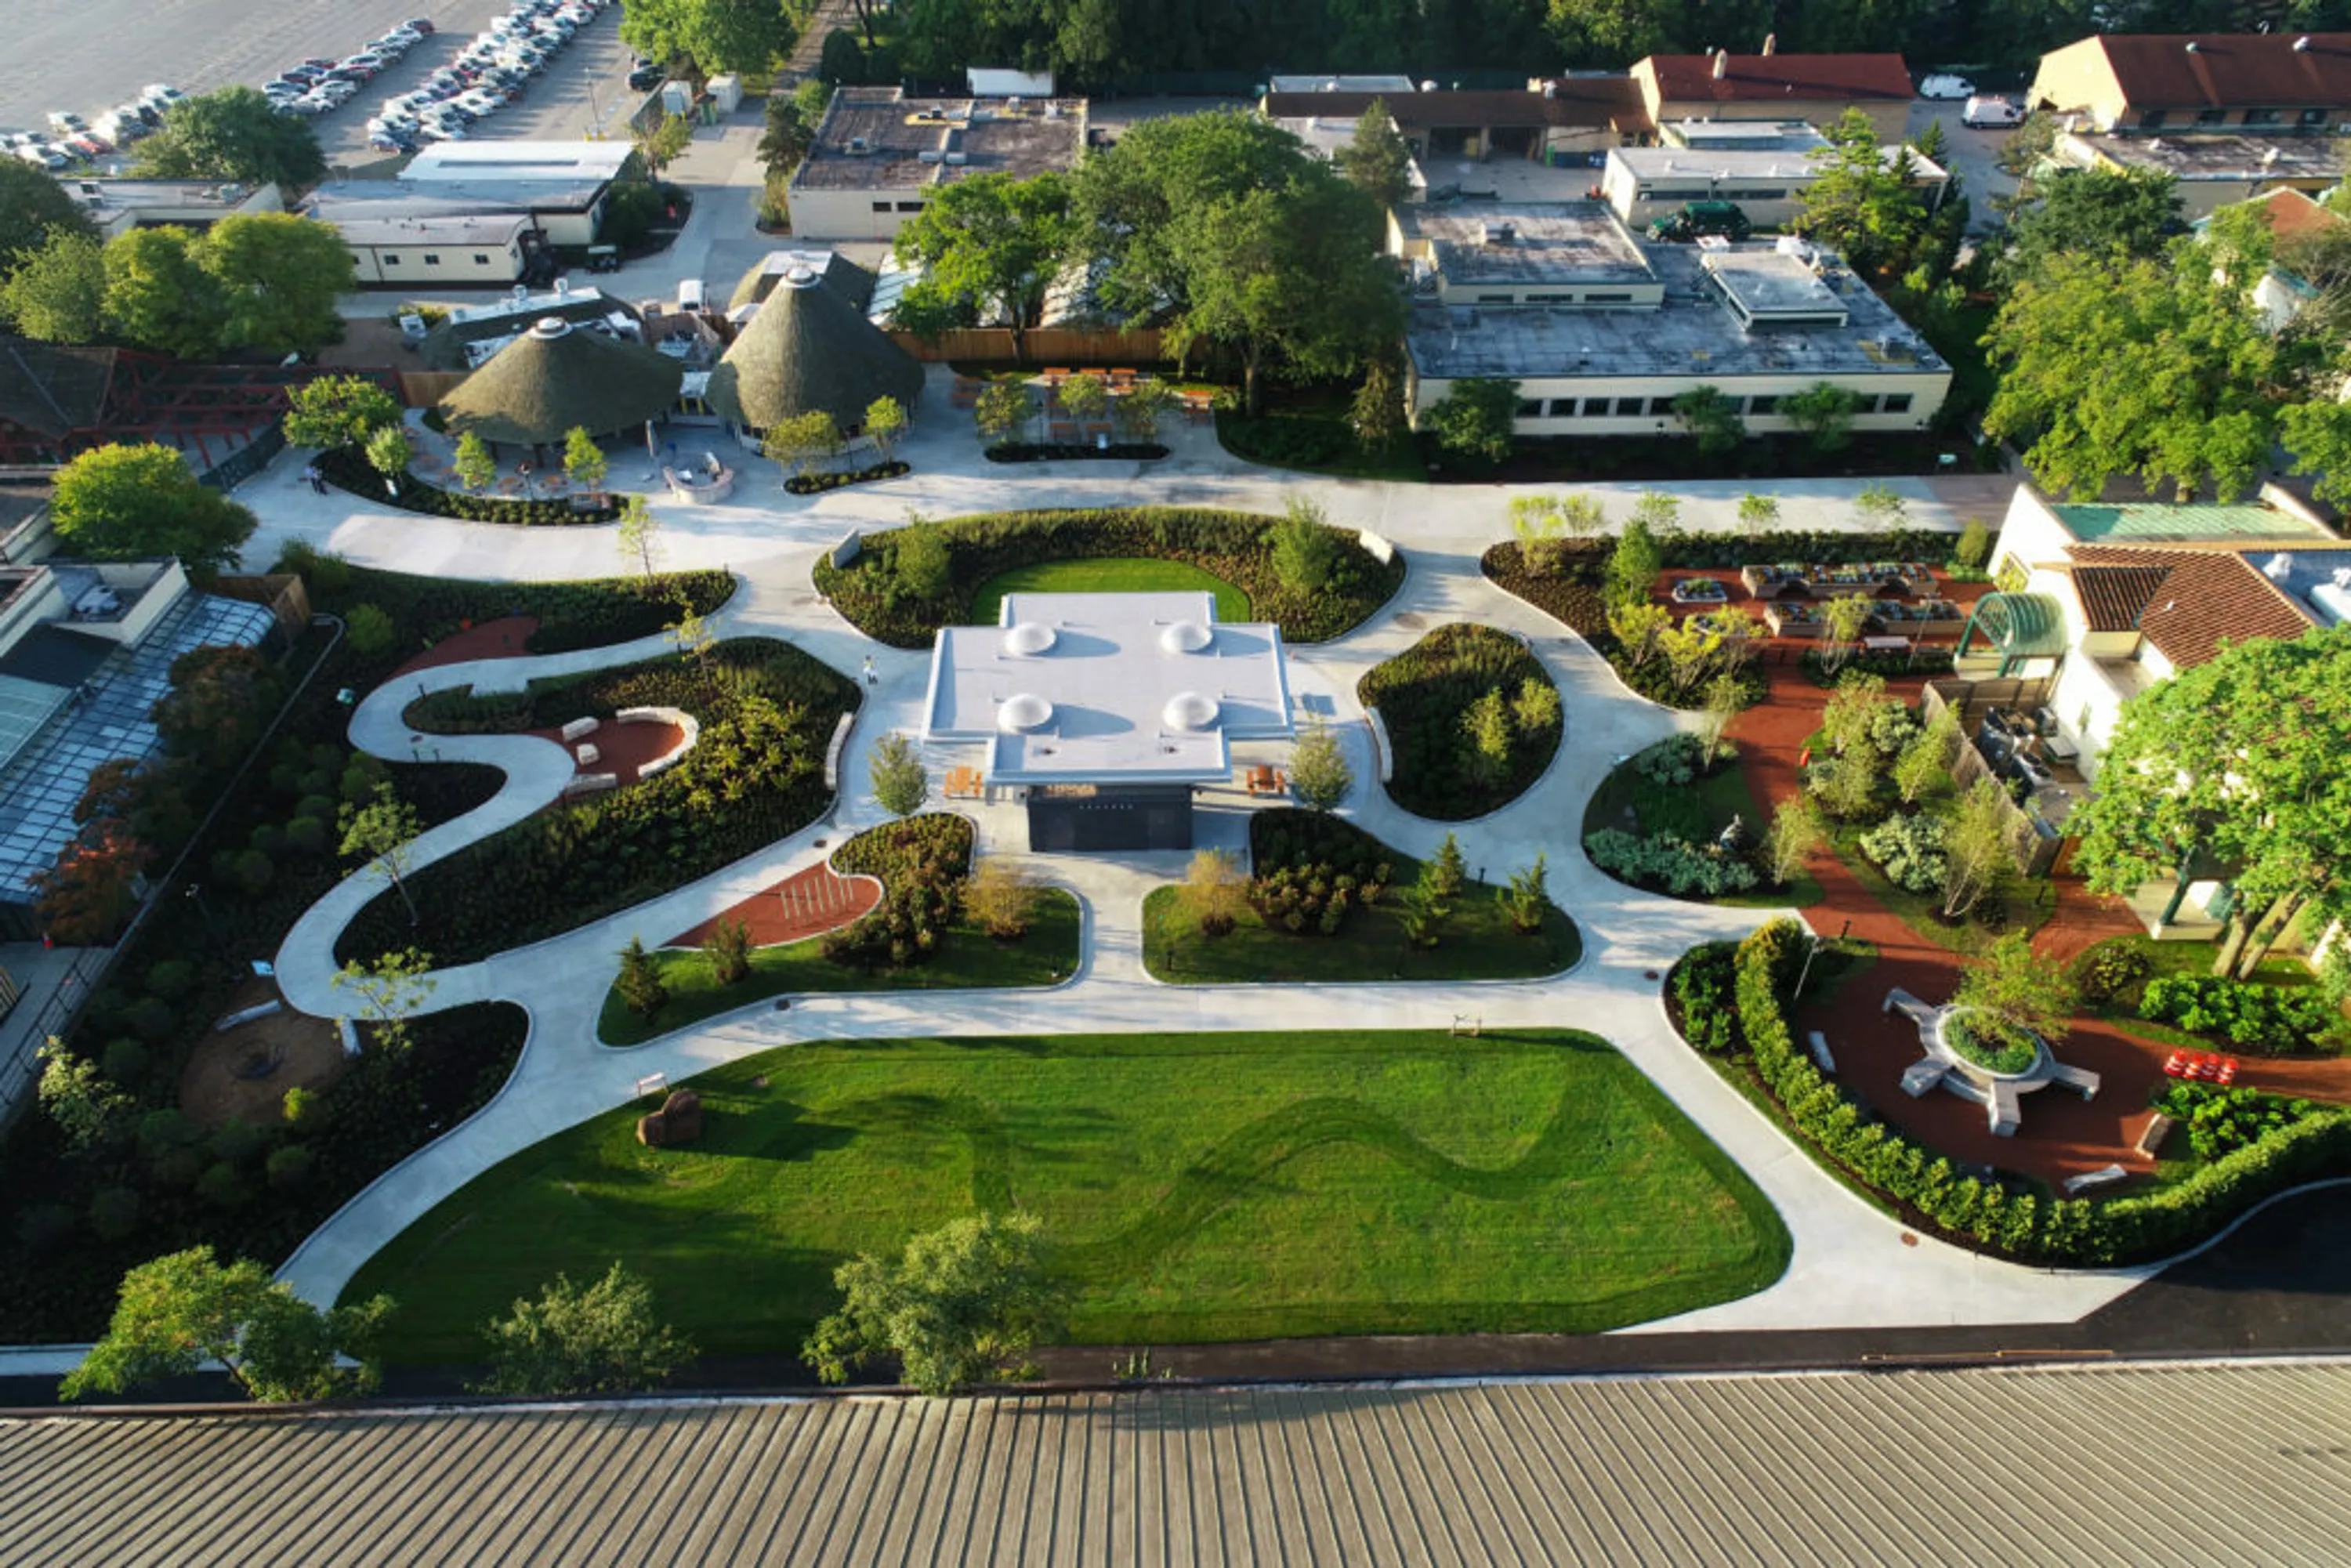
[661,452,735,504]
[1741,561,1938,600]
[944,765,985,800]
[1245,764,1290,798]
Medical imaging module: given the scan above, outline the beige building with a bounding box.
[1601,122,1948,230]
[787,87,1086,243]
[60,177,283,240]
[1632,50,1915,144]
[337,212,531,285]
[2049,128,2351,219]
[2029,31,2351,134]
[1262,79,1650,167]
[1392,203,1949,439]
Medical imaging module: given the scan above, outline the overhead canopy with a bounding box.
[1958,592,2070,673]
[435,317,684,446]
[705,266,922,433]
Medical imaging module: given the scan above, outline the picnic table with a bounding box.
[944,765,985,799]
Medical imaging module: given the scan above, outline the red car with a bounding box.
[404,16,437,32]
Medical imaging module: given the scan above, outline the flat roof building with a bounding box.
[1262,80,1650,165]
[1602,127,1949,230]
[788,87,1087,243]
[1392,203,1949,440]
[311,141,636,248]
[2050,129,2351,218]
[922,591,1293,852]
[53,177,283,241]
[335,211,532,285]
[400,139,636,186]
[1632,50,1917,143]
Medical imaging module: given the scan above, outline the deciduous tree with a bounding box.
[1818,592,1876,675]
[1672,384,1744,454]
[1940,775,2020,919]
[339,780,422,924]
[101,226,225,359]
[31,825,149,945]
[0,159,97,281]
[332,947,436,1054]
[136,86,326,190]
[622,0,798,75]
[614,493,663,578]
[192,213,354,356]
[364,426,413,495]
[1349,353,1406,451]
[892,172,1073,363]
[1423,376,1519,464]
[762,409,842,476]
[1764,793,1825,886]
[1783,382,1860,456]
[973,381,1031,444]
[965,856,1041,939]
[282,375,402,451]
[1792,109,1931,275]
[1996,166,2180,288]
[476,1262,694,1395]
[454,429,497,493]
[0,231,107,342]
[1607,513,1663,604]
[1509,492,1603,573]
[563,427,608,497]
[1954,931,2078,1051]
[806,1211,1066,1396]
[154,645,278,770]
[1179,848,1248,936]
[1271,497,1340,593]
[37,1041,132,1150]
[869,731,928,817]
[1737,491,1780,535]
[864,394,907,462]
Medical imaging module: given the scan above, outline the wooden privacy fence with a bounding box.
[886,327,1168,365]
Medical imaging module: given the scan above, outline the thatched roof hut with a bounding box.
[726,250,875,315]
[435,318,684,446]
[705,267,922,433]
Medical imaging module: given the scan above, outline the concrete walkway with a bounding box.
[224,382,2148,1343]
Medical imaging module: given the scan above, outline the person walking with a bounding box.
[862,655,877,686]
[302,462,324,494]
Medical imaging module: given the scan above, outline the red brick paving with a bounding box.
[532,718,688,791]
[1724,661,2347,1186]
[666,862,880,950]
[393,614,540,678]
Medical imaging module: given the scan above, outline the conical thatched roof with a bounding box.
[727,249,875,313]
[435,318,685,446]
[706,267,922,432]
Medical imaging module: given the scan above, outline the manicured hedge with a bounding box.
[315,444,622,526]
[1725,919,2351,1265]
[1802,646,1958,684]
[1358,623,1562,820]
[785,460,909,494]
[1661,527,1963,570]
[339,639,858,967]
[812,506,1404,648]
[985,442,1168,462]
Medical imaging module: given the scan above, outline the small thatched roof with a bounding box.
[705,267,922,432]
[726,249,876,314]
[436,319,685,446]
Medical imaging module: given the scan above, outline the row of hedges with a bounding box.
[1359,624,1563,820]
[314,444,623,526]
[985,442,1168,463]
[1658,527,1964,571]
[1724,919,2351,1265]
[1801,646,1958,685]
[338,639,859,967]
[786,460,909,494]
[810,506,1404,648]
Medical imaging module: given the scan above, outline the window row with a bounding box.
[2139,106,2326,129]
[365,253,500,266]
[1516,390,1915,419]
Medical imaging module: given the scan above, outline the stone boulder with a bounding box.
[635,1088,705,1146]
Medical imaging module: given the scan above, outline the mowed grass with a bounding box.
[968,558,1250,625]
[346,1030,1788,1363]
[596,893,1082,1046]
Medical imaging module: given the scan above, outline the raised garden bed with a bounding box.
[1358,624,1562,820]
[986,441,1168,462]
[314,444,622,526]
[785,460,908,494]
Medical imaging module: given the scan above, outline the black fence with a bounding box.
[198,425,286,494]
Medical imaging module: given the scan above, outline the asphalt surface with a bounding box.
[0,0,642,172]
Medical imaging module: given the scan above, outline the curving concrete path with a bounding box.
[239,378,2151,1338]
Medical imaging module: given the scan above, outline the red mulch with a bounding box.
[394,614,541,678]
[665,862,880,950]
[1723,660,2349,1186]
[536,719,688,791]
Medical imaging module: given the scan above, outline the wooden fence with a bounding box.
[886,327,1168,365]
[1922,675,2066,879]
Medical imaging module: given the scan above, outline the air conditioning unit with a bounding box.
[944,151,967,165]
[847,135,869,154]
[918,149,943,163]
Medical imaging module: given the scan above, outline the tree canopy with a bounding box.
[891,172,1074,360]
[1791,109,1932,276]
[101,228,227,360]
[0,161,97,283]
[475,1262,694,1395]
[0,231,107,342]
[804,1211,1067,1396]
[137,86,327,190]
[1995,166,2182,288]
[51,444,257,578]
[621,0,797,75]
[195,213,357,356]
[1336,101,1414,208]
[2071,624,2351,984]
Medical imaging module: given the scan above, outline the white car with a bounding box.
[1918,74,1976,101]
[1962,95,2026,129]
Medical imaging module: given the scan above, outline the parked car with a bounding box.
[16,143,69,169]
[1647,199,1753,243]
[1962,95,2025,128]
[1918,73,1976,100]
[138,85,185,111]
[404,17,437,33]
[628,63,665,91]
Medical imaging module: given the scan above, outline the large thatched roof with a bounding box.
[435,319,685,446]
[705,267,922,432]
[726,249,876,314]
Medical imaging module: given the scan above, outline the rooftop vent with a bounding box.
[1162,691,1220,732]
[944,151,968,165]
[1480,219,1516,245]
[847,134,869,153]
[782,265,820,290]
[1159,620,1213,654]
[1002,621,1056,656]
[2186,40,2200,52]
[998,693,1054,733]
[1713,49,1730,80]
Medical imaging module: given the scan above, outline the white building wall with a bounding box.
[1409,369,1949,434]
[349,240,524,286]
[788,186,931,242]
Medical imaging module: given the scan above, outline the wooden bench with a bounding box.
[2063,1163,2128,1196]
[2134,1113,2174,1160]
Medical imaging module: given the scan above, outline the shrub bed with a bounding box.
[812,505,1402,647]
[1480,541,1763,712]
[314,444,622,525]
[1250,809,1396,937]
[785,460,910,494]
[1585,828,1759,897]
[2138,976,2346,1056]
[1723,919,2351,1265]
[985,442,1168,463]
[820,815,971,971]
[1802,646,1957,684]
[1358,624,1562,820]
[339,639,858,967]
[1667,941,1742,1055]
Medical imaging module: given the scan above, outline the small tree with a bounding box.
[1349,356,1405,451]
[1496,854,1549,935]
[281,374,401,450]
[1427,832,1468,900]
[1654,617,1726,700]
[1056,372,1109,423]
[1764,793,1825,886]
[332,947,436,1056]
[1607,515,1664,604]
[37,1040,132,1152]
[1423,376,1518,464]
[868,731,928,817]
[1954,930,2078,1050]
[893,527,952,602]
[965,856,1041,940]
[702,918,752,985]
[363,425,412,497]
[1817,592,1876,675]
[763,410,842,477]
[1117,378,1174,441]
[974,381,1031,444]
[636,110,694,176]
[451,429,496,493]
[1784,382,1860,455]
[61,1245,393,1403]
[1336,100,1414,207]
[805,1211,1067,1397]
[1513,675,1561,735]
[1462,689,1513,782]
[1940,775,2020,920]
[1813,748,1882,820]
[1893,706,1961,805]
[1606,599,1672,668]
[665,581,716,671]
[864,394,907,463]
[615,493,663,579]
[1855,481,1907,531]
[1737,492,1780,535]
[1672,385,1744,454]
[476,1262,694,1396]
[615,935,668,1019]
[1288,722,1353,811]
[1954,517,1991,570]
[339,780,422,924]
[1179,848,1248,937]
[1698,673,1746,757]
[1509,493,1603,574]
[562,426,608,498]
[31,824,147,944]
[1271,498,1340,594]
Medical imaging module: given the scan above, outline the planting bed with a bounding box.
[1358,624,1562,819]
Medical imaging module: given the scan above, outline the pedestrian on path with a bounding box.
[302,463,325,494]
[863,655,877,685]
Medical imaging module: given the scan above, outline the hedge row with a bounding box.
[811,505,1404,648]
[1726,919,2351,1266]
[985,442,1168,463]
[315,445,623,526]
[785,460,910,494]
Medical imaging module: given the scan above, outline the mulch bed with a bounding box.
[664,861,880,950]
[177,979,346,1131]
[531,719,687,791]
[393,615,542,679]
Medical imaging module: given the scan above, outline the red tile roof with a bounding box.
[2066,544,2331,668]
[2244,186,2345,241]
[1264,83,1646,132]
[2067,563,2171,631]
[1643,53,1914,105]
[2088,32,2351,110]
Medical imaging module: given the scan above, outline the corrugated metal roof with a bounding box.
[4,1358,2349,1564]
[2052,500,2331,541]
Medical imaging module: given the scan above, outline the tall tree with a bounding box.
[0,231,107,343]
[1791,109,1930,276]
[804,1211,1068,1396]
[136,86,327,190]
[1336,100,1413,208]
[281,375,401,451]
[2071,625,2351,983]
[0,160,97,282]
[51,444,256,578]
[1996,166,2182,288]
[101,226,226,360]
[893,173,1074,363]
[190,213,356,356]
[61,1246,393,1403]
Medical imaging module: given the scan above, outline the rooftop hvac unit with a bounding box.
[918,149,944,163]
[944,152,968,165]
[2264,551,2295,581]
[847,135,869,154]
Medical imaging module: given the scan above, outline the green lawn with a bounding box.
[1581,748,1823,909]
[969,558,1250,625]
[1143,883,1580,983]
[343,1029,1788,1363]
[597,893,1081,1046]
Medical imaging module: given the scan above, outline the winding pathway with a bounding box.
[248,376,2149,1335]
